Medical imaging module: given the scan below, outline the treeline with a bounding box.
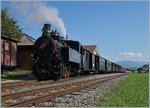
[1,8,22,39]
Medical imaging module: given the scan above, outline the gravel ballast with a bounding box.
[39,74,128,107]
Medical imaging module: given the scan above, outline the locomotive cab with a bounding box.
[64,40,84,54]
[64,40,84,74]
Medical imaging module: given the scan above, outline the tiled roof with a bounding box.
[18,34,36,45]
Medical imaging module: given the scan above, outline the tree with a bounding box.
[142,64,149,72]
[1,8,22,39]
[137,68,144,73]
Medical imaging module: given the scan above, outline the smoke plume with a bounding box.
[12,1,67,38]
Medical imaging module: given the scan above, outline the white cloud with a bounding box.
[119,52,143,59]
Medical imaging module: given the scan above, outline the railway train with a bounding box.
[32,24,125,80]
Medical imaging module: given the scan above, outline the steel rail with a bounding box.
[2,77,73,91]
[1,80,53,90]
[1,80,37,88]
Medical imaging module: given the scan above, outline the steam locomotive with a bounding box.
[32,24,125,80]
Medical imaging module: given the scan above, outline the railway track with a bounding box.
[1,73,127,107]
[2,80,51,90]
[1,78,74,94]
[1,74,109,94]
[2,74,94,91]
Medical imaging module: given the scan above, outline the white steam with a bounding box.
[12,1,67,38]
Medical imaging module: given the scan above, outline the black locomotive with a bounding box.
[32,24,83,80]
[32,24,125,80]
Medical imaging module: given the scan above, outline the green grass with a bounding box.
[96,73,149,107]
[1,70,28,80]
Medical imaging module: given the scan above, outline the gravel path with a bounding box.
[39,74,128,107]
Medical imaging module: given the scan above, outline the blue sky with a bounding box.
[1,1,149,62]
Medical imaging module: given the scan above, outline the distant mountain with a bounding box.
[116,60,149,69]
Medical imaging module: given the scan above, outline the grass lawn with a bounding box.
[96,73,149,107]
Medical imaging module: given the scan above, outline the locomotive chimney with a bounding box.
[42,24,51,37]
[43,24,51,32]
